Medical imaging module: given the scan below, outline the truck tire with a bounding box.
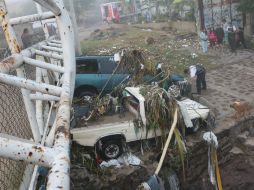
[78,90,97,99]
[101,140,123,160]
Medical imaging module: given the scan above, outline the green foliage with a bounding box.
[237,0,254,13]
[174,127,186,180]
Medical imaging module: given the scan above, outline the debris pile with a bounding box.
[90,27,126,40]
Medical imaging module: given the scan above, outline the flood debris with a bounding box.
[100,153,142,168]
[90,27,126,40]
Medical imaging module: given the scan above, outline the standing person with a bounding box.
[21,28,32,49]
[222,19,229,44]
[237,27,247,48]
[228,24,237,54]
[199,28,208,53]
[215,24,224,49]
[184,65,206,95]
[208,28,217,49]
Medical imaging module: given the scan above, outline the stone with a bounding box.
[236,131,249,143]
[145,37,155,45]
[249,126,254,137]
[229,146,244,155]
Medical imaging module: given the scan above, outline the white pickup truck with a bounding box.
[71,87,210,160]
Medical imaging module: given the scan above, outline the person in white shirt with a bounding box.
[199,28,208,53]
[222,19,229,44]
[184,65,206,94]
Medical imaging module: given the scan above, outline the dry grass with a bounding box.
[80,23,219,74]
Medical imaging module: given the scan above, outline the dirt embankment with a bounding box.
[185,117,254,190]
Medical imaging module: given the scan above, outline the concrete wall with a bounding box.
[245,13,254,36]
[196,0,243,29]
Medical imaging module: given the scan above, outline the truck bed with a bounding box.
[71,109,162,147]
[85,112,134,128]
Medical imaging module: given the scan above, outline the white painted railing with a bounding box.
[0,0,75,189]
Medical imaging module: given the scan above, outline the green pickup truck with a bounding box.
[74,55,186,98]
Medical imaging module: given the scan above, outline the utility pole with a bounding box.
[68,0,82,56]
[198,0,205,30]
[211,0,214,26]
[229,0,232,23]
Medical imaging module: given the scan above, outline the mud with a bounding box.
[185,117,254,190]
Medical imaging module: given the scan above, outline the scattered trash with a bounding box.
[100,152,142,168]
[142,28,153,32]
[117,152,142,166]
[139,175,164,190]
[100,159,121,168]
[203,131,222,190]
[191,53,198,58]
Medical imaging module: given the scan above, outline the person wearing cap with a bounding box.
[184,65,206,95]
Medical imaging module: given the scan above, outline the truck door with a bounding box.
[98,57,116,94]
[76,58,101,91]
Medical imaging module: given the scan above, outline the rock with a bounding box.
[145,37,155,45]
[244,137,254,153]
[236,131,249,143]
[249,126,254,137]
[230,146,244,155]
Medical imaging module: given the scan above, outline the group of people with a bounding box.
[199,19,247,54]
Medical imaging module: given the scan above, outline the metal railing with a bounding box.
[0,0,75,189]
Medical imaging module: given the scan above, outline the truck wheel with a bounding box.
[78,90,97,99]
[101,140,123,160]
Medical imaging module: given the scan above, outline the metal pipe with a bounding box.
[20,165,34,190]
[23,57,65,73]
[47,0,75,188]
[0,134,55,167]
[35,49,63,60]
[28,166,39,190]
[47,42,62,48]
[47,92,71,190]
[30,94,60,101]
[42,45,63,53]
[44,18,56,23]
[35,3,50,40]
[0,73,62,96]
[34,0,61,16]
[45,119,56,146]
[36,68,44,136]
[10,12,54,26]
[50,40,62,44]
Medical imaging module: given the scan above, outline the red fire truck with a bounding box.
[100,2,122,23]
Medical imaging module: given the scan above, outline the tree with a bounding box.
[237,0,254,13]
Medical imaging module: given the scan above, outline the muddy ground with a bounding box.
[71,22,254,190]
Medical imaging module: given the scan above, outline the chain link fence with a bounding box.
[0,71,33,189]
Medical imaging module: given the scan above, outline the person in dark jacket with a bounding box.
[237,27,247,48]
[228,25,237,53]
[21,28,32,49]
[184,65,206,95]
[215,24,224,48]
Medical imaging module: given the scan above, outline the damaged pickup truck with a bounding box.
[71,86,211,160]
